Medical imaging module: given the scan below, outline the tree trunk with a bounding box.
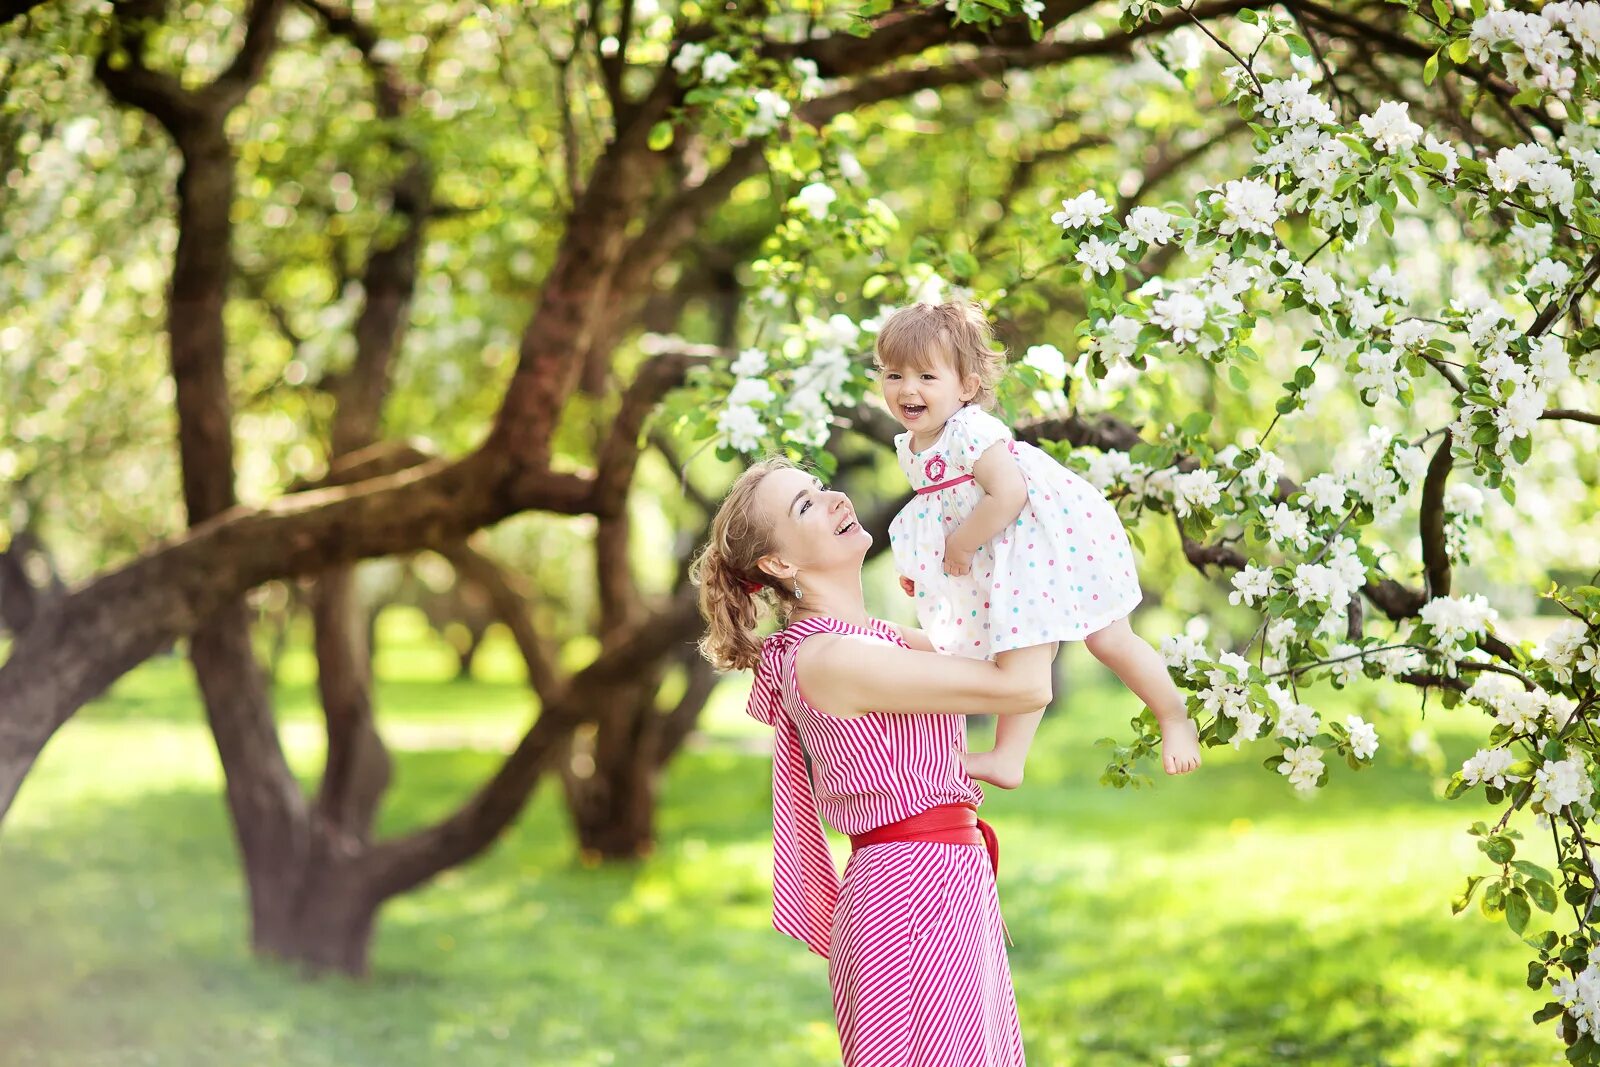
[561,633,720,861]
[310,566,391,841]
[565,748,661,861]
[249,844,381,976]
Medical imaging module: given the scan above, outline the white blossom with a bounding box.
[1217,178,1282,236]
[1150,291,1207,345]
[1171,468,1222,517]
[1301,473,1347,513]
[1161,633,1207,672]
[1230,564,1274,607]
[1461,747,1518,790]
[793,182,838,220]
[745,89,791,136]
[730,347,768,378]
[1533,753,1596,816]
[1093,314,1144,361]
[1052,190,1114,230]
[1423,134,1460,181]
[1023,344,1067,382]
[1389,319,1436,349]
[1279,745,1326,791]
[1124,206,1176,248]
[700,51,739,83]
[1418,593,1498,645]
[718,403,764,452]
[727,376,776,408]
[1076,236,1126,277]
[1277,700,1321,743]
[1527,257,1574,291]
[1358,101,1423,153]
[1262,502,1312,551]
[671,42,705,76]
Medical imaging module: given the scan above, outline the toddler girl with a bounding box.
[878,301,1201,785]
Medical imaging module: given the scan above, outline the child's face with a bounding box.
[877,347,978,435]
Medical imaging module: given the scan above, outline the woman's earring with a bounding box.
[793,579,803,601]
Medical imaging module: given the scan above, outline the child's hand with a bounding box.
[898,576,916,597]
[943,539,973,577]
[1161,716,1202,775]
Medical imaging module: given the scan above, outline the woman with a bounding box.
[693,457,1054,1066]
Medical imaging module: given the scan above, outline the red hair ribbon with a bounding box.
[743,579,765,594]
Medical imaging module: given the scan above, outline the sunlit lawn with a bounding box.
[0,608,1562,1065]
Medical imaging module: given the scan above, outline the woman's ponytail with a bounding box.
[691,457,799,671]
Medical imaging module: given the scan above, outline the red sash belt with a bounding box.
[850,802,999,878]
[850,802,1011,945]
[915,474,975,495]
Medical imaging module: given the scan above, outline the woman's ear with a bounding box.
[757,555,795,583]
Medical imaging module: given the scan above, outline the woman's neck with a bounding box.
[787,588,871,629]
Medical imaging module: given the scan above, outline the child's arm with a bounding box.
[944,443,1029,576]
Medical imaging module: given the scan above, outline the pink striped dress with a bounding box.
[746,614,1025,1066]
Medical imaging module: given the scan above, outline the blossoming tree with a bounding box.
[682,0,1600,1055]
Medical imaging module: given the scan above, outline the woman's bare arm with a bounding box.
[795,634,1051,718]
[891,624,938,652]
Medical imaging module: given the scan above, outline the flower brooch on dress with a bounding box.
[923,455,947,483]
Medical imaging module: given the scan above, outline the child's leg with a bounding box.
[1084,617,1201,774]
[962,642,1057,789]
[1082,618,1181,718]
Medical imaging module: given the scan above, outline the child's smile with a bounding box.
[877,354,976,447]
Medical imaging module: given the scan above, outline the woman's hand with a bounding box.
[943,538,973,577]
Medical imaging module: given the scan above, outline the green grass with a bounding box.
[0,609,1564,1065]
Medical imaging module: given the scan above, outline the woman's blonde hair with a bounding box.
[873,301,1006,410]
[691,456,802,671]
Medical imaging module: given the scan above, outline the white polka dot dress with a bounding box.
[889,403,1143,658]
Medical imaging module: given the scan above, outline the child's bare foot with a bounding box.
[962,748,1026,789]
[1161,717,1202,775]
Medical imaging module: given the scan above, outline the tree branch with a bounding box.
[1418,431,1453,599]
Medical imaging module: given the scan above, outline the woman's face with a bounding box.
[755,467,872,581]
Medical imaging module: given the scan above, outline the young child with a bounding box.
[878,301,1202,785]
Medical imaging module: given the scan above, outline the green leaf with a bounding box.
[1484,835,1516,864]
[1510,433,1533,464]
[1452,874,1485,914]
[1526,877,1559,914]
[1283,33,1312,57]
[949,251,979,279]
[1423,50,1440,86]
[647,121,675,151]
[1514,860,1555,883]
[1534,1001,1565,1024]
[1529,961,1549,990]
[1181,411,1212,437]
[1505,889,1531,933]
[1449,38,1472,64]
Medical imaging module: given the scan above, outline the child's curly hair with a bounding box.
[873,301,1007,410]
